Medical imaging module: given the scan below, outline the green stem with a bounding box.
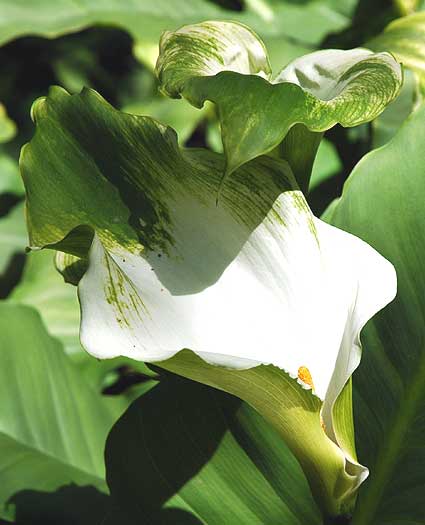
[277,124,323,195]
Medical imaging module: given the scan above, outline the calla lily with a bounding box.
[22,85,396,518]
[156,21,402,191]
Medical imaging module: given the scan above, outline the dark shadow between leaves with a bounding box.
[103,506,203,525]
[0,253,26,299]
[8,483,203,525]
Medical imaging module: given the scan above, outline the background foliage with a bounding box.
[1,0,425,523]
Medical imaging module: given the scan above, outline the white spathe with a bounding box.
[78,189,396,407]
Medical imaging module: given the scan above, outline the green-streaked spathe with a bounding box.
[21,86,396,517]
[156,21,402,187]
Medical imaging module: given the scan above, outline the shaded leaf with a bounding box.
[106,374,321,525]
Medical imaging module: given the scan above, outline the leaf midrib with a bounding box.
[352,350,425,524]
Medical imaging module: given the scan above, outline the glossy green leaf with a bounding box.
[156,21,402,185]
[106,373,321,524]
[20,86,399,517]
[0,202,26,275]
[0,303,117,522]
[10,250,82,356]
[331,103,425,524]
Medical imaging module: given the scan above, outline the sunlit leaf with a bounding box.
[0,303,117,522]
[331,103,425,525]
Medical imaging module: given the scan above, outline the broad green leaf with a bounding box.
[105,373,321,524]
[0,0,353,78]
[0,303,116,522]
[0,104,15,143]
[0,0,224,48]
[368,12,425,78]
[331,103,425,524]
[21,86,397,517]
[156,21,402,185]
[0,202,26,275]
[10,250,82,356]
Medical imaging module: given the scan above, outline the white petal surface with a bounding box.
[79,187,396,403]
[274,49,373,98]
